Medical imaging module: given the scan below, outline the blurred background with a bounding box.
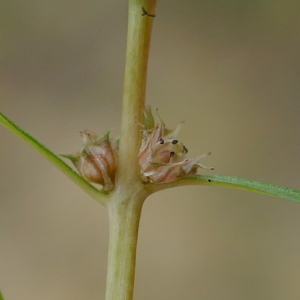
[1,0,300,299]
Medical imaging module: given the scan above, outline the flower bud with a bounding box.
[63,130,117,191]
[138,108,213,184]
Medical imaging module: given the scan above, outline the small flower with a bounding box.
[138,107,213,183]
[62,130,118,191]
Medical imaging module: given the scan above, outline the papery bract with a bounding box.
[138,107,213,183]
[62,130,117,191]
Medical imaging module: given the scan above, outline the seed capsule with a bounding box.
[62,130,117,191]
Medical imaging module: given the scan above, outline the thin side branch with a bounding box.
[147,174,300,203]
[0,112,108,204]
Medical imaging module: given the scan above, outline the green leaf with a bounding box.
[152,174,300,203]
[0,112,108,204]
[0,290,4,300]
[143,105,155,130]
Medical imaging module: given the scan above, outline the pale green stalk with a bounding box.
[0,112,107,203]
[117,0,157,188]
[104,188,150,300]
[149,175,300,203]
[105,1,157,300]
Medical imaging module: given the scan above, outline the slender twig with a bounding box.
[104,1,157,300]
[0,112,108,203]
[147,174,300,203]
[117,0,157,189]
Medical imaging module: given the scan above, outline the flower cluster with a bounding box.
[137,108,213,183]
[63,107,213,190]
[63,130,118,191]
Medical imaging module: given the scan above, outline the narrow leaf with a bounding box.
[0,112,108,203]
[151,174,300,203]
[0,291,4,300]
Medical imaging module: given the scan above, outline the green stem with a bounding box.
[149,174,300,203]
[0,112,107,203]
[117,0,157,188]
[105,189,148,300]
[104,2,157,298]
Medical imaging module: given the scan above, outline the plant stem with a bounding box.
[104,1,157,299]
[149,175,300,203]
[104,188,148,300]
[0,112,107,203]
[117,0,157,188]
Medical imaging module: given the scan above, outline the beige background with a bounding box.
[1,0,300,299]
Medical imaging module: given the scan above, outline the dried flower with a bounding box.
[62,130,117,191]
[138,107,213,183]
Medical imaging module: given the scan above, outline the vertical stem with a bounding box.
[117,0,157,187]
[105,192,146,300]
[105,1,157,299]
